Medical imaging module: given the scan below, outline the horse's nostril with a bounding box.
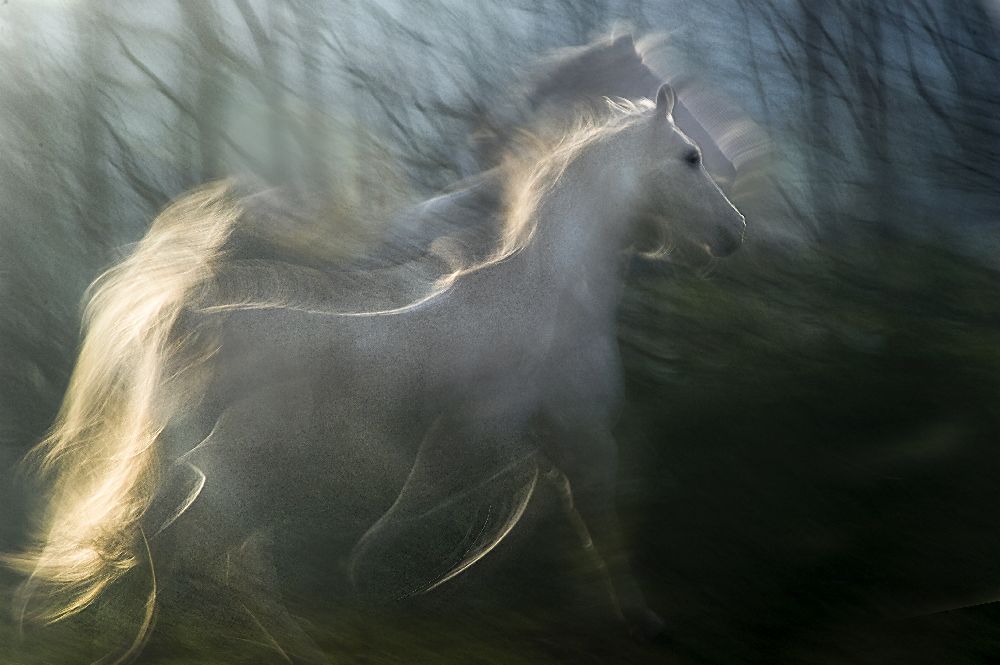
[710,225,742,257]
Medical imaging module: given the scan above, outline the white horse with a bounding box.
[11,84,744,663]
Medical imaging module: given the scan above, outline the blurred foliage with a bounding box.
[1,0,999,662]
[3,226,999,664]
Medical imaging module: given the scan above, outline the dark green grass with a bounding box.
[4,232,1000,664]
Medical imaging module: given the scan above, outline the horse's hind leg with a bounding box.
[152,386,330,663]
[225,529,330,665]
[545,429,665,639]
[155,519,328,664]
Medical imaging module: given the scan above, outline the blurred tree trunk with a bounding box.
[294,0,333,194]
[853,2,897,243]
[233,0,291,186]
[801,2,833,233]
[179,0,226,181]
[265,1,291,185]
[74,2,112,248]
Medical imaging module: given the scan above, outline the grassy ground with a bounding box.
[4,232,1000,663]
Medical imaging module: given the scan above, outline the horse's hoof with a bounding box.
[625,607,667,642]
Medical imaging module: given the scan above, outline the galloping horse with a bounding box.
[365,32,743,271]
[12,84,744,663]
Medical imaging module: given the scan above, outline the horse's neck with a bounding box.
[526,147,634,323]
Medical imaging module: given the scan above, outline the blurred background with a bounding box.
[1,1,999,663]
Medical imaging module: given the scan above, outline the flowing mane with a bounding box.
[483,97,655,270]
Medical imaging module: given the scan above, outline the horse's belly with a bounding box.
[170,373,427,540]
[158,294,551,564]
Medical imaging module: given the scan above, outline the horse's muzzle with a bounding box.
[708,221,744,257]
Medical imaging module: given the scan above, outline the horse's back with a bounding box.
[155,274,544,554]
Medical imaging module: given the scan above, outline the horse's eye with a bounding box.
[684,149,701,167]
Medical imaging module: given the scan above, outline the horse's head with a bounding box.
[631,83,745,258]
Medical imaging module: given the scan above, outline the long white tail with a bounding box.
[8,181,242,624]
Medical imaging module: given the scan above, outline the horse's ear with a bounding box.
[655,83,676,118]
[612,33,635,51]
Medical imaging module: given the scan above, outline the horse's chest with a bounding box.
[539,331,624,423]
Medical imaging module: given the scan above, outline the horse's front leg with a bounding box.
[545,428,665,639]
[347,406,538,598]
